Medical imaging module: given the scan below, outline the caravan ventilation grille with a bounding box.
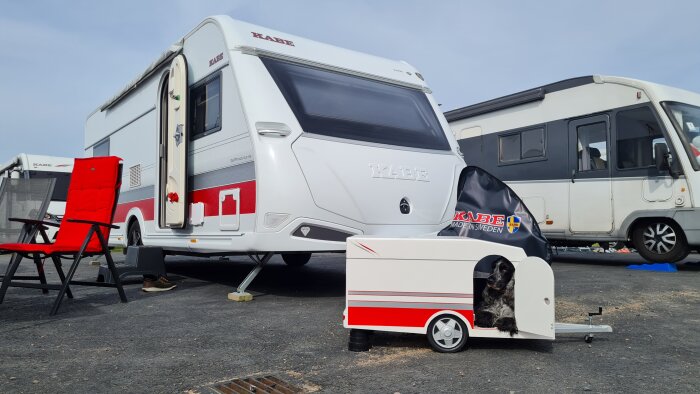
[209,375,302,394]
[129,165,141,188]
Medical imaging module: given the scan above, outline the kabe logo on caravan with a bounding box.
[369,163,429,182]
[251,32,295,46]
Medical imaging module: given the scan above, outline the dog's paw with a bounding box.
[475,311,495,328]
[495,317,518,336]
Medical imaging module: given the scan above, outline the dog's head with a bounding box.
[486,258,515,292]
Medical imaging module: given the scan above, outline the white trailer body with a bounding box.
[446,76,700,262]
[0,153,73,218]
[344,236,555,340]
[85,16,464,255]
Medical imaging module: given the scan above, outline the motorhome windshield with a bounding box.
[262,57,451,151]
[662,102,700,171]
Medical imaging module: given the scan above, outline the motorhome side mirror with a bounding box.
[655,143,670,171]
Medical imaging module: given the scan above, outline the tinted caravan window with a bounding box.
[26,171,71,202]
[262,57,450,151]
[190,74,222,140]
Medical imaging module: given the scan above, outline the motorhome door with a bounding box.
[163,54,188,228]
[568,115,614,233]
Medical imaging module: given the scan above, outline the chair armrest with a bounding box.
[66,219,119,229]
[8,218,61,228]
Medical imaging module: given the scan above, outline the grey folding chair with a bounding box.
[0,177,56,290]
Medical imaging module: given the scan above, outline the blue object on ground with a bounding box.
[626,263,678,272]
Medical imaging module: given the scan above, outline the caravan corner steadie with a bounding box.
[84,15,464,261]
[446,76,700,263]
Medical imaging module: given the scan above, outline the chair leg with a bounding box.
[0,253,24,304]
[50,256,73,299]
[33,254,49,295]
[50,252,83,316]
[104,250,127,303]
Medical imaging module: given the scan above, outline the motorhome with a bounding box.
[0,153,73,233]
[446,76,700,262]
[85,16,464,273]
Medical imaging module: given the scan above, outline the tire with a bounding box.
[426,314,468,353]
[127,220,143,248]
[281,253,312,267]
[631,220,689,262]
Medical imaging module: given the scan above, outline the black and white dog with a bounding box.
[475,258,518,336]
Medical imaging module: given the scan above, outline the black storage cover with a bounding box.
[439,166,551,261]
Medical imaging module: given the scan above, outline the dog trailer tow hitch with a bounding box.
[554,306,612,343]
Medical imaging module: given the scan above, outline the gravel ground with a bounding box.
[0,251,698,393]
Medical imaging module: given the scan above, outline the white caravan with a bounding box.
[446,76,700,262]
[85,16,464,274]
[0,153,73,220]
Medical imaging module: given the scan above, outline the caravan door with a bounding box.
[568,115,614,233]
[162,54,188,228]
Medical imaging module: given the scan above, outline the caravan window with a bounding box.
[616,106,665,169]
[498,127,545,164]
[190,74,222,140]
[93,139,110,157]
[262,57,450,151]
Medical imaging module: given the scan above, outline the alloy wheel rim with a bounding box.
[431,317,463,349]
[642,223,676,255]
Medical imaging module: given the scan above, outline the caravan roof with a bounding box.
[96,15,430,113]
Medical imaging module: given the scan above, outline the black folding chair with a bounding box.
[0,177,56,292]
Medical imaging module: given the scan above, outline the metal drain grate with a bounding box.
[210,375,302,394]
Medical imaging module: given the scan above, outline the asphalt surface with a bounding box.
[0,251,698,393]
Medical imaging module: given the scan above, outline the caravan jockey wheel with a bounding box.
[427,314,468,353]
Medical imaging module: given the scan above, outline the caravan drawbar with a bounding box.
[446,76,700,262]
[85,16,464,277]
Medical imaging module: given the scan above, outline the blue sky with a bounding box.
[1,0,698,160]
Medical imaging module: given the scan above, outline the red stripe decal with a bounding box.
[347,307,474,328]
[115,199,155,222]
[114,180,256,223]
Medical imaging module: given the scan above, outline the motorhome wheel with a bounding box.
[632,221,689,262]
[281,253,312,267]
[426,314,468,353]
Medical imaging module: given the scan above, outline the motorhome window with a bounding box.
[262,58,450,151]
[521,129,545,158]
[661,101,700,171]
[498,127,545,163]
[499,134,520,162]
[616,107,665,169]
[93,139,110,157]
[190,74,222,140]
[576,122,608,171]
[26,171,71,201]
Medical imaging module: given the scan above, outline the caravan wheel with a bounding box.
[427,315,468,353]
[128,221,143,247]
[281,253,312,267]
[632,220,689,262]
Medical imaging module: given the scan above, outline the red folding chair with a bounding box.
[0,157,127,315]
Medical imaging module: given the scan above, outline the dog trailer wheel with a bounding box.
[427,315,468,353]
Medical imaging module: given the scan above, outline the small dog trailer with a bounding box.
[343,236,612,352]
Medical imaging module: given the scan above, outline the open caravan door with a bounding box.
[438,166,550,261]
[165,54,188,228]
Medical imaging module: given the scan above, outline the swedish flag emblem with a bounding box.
[506,215,521,234]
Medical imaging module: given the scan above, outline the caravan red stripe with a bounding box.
[347,307,474,328]
[113,180,256,223]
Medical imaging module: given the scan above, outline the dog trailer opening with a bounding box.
[84,16,464,298]
[446,76,700,262]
